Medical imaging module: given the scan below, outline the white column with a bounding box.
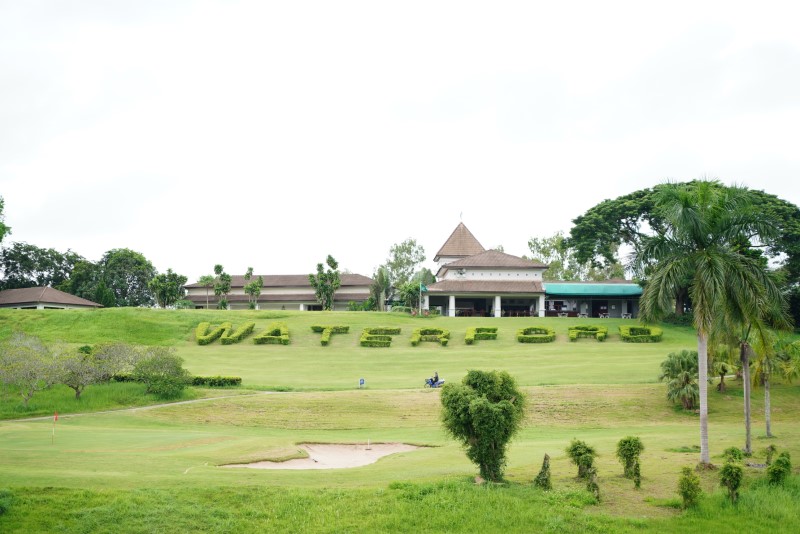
[538,294,545,317]
[494,295,502,317]
[299,303,305,311]
[423,294,429,310]
[448,295,456,317]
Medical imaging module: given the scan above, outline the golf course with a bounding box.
[1,308,799,533]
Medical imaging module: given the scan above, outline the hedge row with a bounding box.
[254,323,290,345]
[112,374,242,387]
[517,326,556,343]
[360,327,401,347]
[410,328,450,346]
[311,325,350,346]
[196,322,232,345]
[465,327,498,345]
[619,325,663,343]
[568,325,608,342]
[221,322,256,345]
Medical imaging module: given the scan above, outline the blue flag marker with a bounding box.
[359,378,365,388]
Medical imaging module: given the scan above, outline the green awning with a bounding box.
[544,283,642,297]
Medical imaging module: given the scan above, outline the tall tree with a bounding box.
[99,248,157,307]
[309,255,341,311]
[58,259,101,301]
[197,274,215,309]
[212,264,231,310]
[243,267,264,310]
[386,239,425,288]
[753,334,800,438]
[0,242,83,290]
[528,232,625,281]
[634,180,789,466]
[370,266,392,311]
[148,269,188,308]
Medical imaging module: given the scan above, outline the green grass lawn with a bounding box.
[0,309,797,532]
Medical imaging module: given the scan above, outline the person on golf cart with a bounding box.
[432,371,439,385]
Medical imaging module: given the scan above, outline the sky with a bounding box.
[2,1,800,283]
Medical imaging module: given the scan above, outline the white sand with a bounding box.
[222,443,421,470]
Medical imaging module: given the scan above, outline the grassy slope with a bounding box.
[0,308,798,532]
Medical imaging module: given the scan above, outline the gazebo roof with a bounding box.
[434,223,486,261]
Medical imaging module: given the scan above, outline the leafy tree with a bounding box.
[197,274,215,309]
[57,259,101,301]
[132,347,191,399]
[0,333,63,408]
[0,196,10,244]
[659,350,699,410]
[710,343,737,393]
[148,269,188,308]
[243,267,264,310]
[0,242,83,290]
[90,342,142,381]
[565,439,598,479]
[441,370,525,482]
[719,462,743,503]
[386,239,425,288]
[527,232,624,281]
[370,266,392,311]
[616,436,644,480]
[92,280,116,308]
[309,255,341,311]
[678,466,702,508]
[634,180,788,466]
[213,264,232,310]
[767,452,792,485]
[99,248,157,307]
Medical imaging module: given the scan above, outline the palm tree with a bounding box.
[753,335,800,438]
[198,275,214,309]
[659,350,700,410]
[634,180,788,466]
[709,343,737,393]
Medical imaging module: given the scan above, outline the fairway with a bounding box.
[1,309,798,533]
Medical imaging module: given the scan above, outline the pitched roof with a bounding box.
[185,273,373,289]
[444,250,547,269]
[183,292,370,304]
[427,280,544,294]
[434,223,486,261]
[0,287,102,307]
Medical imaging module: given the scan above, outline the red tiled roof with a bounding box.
[0,287,102,307]
[434,223,486,261]
[444,250,547,269]
[427,280,544,294]
[183,292,370,303]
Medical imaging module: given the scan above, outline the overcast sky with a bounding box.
[2,1,799,283]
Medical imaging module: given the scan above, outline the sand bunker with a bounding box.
[222,443,421,470]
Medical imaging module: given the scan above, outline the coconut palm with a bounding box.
[753,334,800,438]
[634,180,788,466]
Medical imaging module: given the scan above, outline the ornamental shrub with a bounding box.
[720,462,743,503]
[533,453,552,490]
[517,326,555,343]
[410,328,450,346]
[566,439,597,479]
[723,447,744,464]
[767,452,792,485]
[568,325,608,342]
[220,322,255,345]
[586,466,600,501]
[196,322,233,345]
[678,466,702,509]
[465,327,498,345]
[360,327,400,347]
[132,347,191,399]
[191,376,242,387]
[254,323,290,345]
[764,444,778,465]
[616,436,644,479]
[311,325,349,346]
[619,325,663,343]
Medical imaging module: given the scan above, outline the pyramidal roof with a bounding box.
[434,223,486,261]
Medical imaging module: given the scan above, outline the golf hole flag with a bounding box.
[52,411,58,444]
[54,411,58,422]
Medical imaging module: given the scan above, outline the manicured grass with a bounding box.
[0,308,798,532]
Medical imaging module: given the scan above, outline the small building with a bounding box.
[543,281,642,318]
[183,274,374,311]
[0,287,102,310]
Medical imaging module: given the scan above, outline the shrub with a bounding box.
[720,462,743,503]
[410,328,450,346]
[533,453,552,490]
[619,325,663,343]
[586,466,600,501]
[764,444,778,466]
[196,322,232,345]
[254,323,290,345]
[465,327,498,345]
[191,376,242,387]
[723,447,744,464]
[132,347,191,399]
[566,439,597,479]
[220,322,256,345]
[311,325,350,346]
[568,325,608,342]
[633,460,641,489]
[360,327,401,347]
[616,436,644,479]
[0,489,12,516]
[663,313,694,327]
[678,466,702,509]
[517,326,556,343]
[767,452,792,485]
[390,306,413,314]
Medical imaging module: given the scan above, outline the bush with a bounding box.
[619,325,663,343]
[678,466,702,509]
[723,447,744,464]
[465,327,498,345]
[533,453,552,490]
[517,326,556,343]
[311,325,350,346]
[132,347,191,399]
[0,489,12,516]
[220,322,256,345]
[410,328,450,346]
[616,436,644,479]
[767,452,792,485]
[174,299,194,309]
[360,327,400,347]
[196,322,232,345]
[254,323,290,345]
[191,376,242,387]
[568,325,608,342]
[663,313,694,327]
[390,306,413,314]
[764,444,778,465]
[720,462,744,503]
[566,439,597,479]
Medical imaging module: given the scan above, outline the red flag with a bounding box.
[54,411,58,422]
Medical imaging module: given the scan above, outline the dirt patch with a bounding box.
[222,442,422,470]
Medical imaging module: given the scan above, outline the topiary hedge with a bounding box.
[311,325,350,346]
[196,322,232,345]
[517,326,556,343]
[360,327,401,347]
[254,323,290,345]
[410,327,450,346]
[619,325,663,343]
[465,327,498,345]
[221,322,256,345]
[191,375,242,387]
[568,325,608,342]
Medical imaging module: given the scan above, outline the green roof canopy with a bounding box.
[544,283,642,297]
